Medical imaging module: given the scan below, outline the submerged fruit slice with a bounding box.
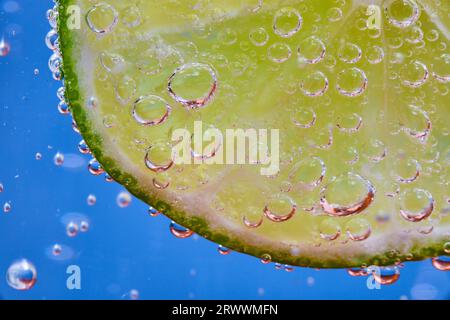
[56,0,449,268]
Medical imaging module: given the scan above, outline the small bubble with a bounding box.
[385,0,420,28]
[80,220,89,232]
[218,245,231,255]
[35,152,42,160]
[53,152,64,166]
[319,218,341,241]
[132,95,172,126]
[3,201,12,213]
[66,221,79,237]
[267,42,292,63]
[431,256,450,271]
[86,3,119,34]
[0,38,11,57]
[116,191,132,208]
[52,244,62,256]
[249,27,269,47]
[34,68,40,76]
[148,206,160,217]
[88,158,104,175]
[273,7,302,38]
[78,140,90,154]
[6,259,37,290]
[399,188,434,222]
[87,194,96,206]
[298,36,326,65]
[169,221,193,238]
[336,67,368,97]
[260,253,272,264]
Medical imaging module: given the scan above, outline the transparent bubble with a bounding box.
[401,60,429,88]
[366,45,384,64]
[52,244,62,256]
[432,53,450,83]
[86,3,119,34]
[0,38,10,57]
[88,158,104,175]
[431,256,450,271]
[385,0,420,28]
[267,42,292,63]
[298,36,326,65]
[370,266,400,285]
[300,71,329,97]
[144,142,174,173]
[3,201,11,213]
[66,221,79,237]
[319,218,341,241]
[218,245,231,255]
[326,7,343,22]
[289,156,326,188]
[263,195,297,222]
[116,191,132,208]
[132,95,172,126]
[218,28,237,45]
[260,253,272,264]
[345,218,371,241]
[399,188,434,222]
[273,7,302,38]
[249,27,269,47]
[115,75,136,105]
[320,173,375,217]
[87,194,96,206]
[338,43,362,64]
[292,108,316,129]
[121,5,141,28]
[6,259,37,290]
[35,152,42,160]
[100,51,125,73]
[168,63,217,109]
[169,221,193,238]
[53,152,64,166]
[336,67,368,97]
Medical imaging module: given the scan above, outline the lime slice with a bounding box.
[55,0,449,268]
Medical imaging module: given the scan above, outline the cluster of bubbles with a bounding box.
[32,0,450,294]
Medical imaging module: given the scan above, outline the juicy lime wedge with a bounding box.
[56,0,449,268]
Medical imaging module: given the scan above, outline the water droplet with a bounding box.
[148,206,160,217]
[444,242,450,254]
[263,195,297,222]
[168,63,217,109]
[385,0,420,28]
[116,191,132,208]
[260,253,272,264]
[6,259,37,290]
[320,173,375,217]
[273,7,302,38]
[87,194,96,206]
[338,43,362,64]
[267,43,292,63]
[300,71,329,97]
[345,218,371,241]
[57,101,70,114]
[53,152,64,166]
[88,158,104,175]
[218,245,231,255]
[86,3,119,34]
[431,256,450,271]
[249,27,269,47]
[336,68,368,97]
[319,218,341,241]
[401,60,429,88]
[3,201,11,213]
[132,95,172,126]
[52,244,62,256]
[169,221,193,239]
[0,37,10,57]
[370,266,400,285]
[66,221,79,237]
[297,36,326,65]
[399,188,434,222]
[78,140,90,155]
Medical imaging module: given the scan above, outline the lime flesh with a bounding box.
[57,0,449,268]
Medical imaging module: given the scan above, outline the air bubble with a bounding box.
[366,45,384,64]
[336,68,368,97]
[399,188,434,222]
[88,158,104,175]
[263,195,297,222]
[6,260,37,290]
[66,221,79,237]
[292,108,316,129]
[87,194,96,206]
[249,27,269,47]
[144,142,174,173]
[117,191,132,208]
[338,43,362,64]
[3,201,11,213]
[320,173,375,217]
[289,157,326,188]
[370,266,400,285]
[218,245,231,255]
[132,95,172,127]
[401,60,429,88]
[432,54,450,83]
[78,140,90,154]
[319,218,341,241]
[86,3,119,34]
[52,244,62,256]
[431,256,450,271]
[300,71,329,97]
[121,5,141,28]
[345,218,371,241]
[385,0,420,28]
[267,43,292,63]
[298,36,326,65]
[53,152,64,166]
[0,37,10,57]
[168,63,217,109]
[273,7,302,38]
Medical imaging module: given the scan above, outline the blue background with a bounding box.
[0,1,449,300]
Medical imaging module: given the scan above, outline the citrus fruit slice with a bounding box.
[55,0,449,268]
